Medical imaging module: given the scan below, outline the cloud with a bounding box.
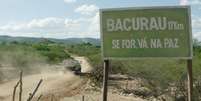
[190,0,201,5]
[0,14,100,39]
[0,3,101,39]
[193,31,201,40]
[65,19,80,28]
[87,12,100,37]
[28,17,65,29]
[64,0,76,3]
[75,4,98,15]
[192,18,201,29]
[192,17,201,40]
[180,0,188,5]
[180,0,201,5]
[0,17,67,33]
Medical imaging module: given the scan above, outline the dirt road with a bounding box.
[0,56,91,101]
[0,56,146,101]
[73,56,93,73]
[0,69,86,101]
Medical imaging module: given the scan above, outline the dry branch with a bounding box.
[12,80,20,101]
[36,94,43,101]
[27,79,43,101]
[19,71,23,101]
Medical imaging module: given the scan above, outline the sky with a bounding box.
[0,0,200,39]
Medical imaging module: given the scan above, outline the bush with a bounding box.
[66,43,100,56]
[0,44,47,71]
[33,43,70,63]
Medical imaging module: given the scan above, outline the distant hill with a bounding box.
[0,35,100,46]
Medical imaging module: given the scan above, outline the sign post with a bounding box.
[102,60,109,101]
[100,6,193,101]
[187,59,193,101]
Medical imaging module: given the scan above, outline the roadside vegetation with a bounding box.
[67,39,201,101]
[32,42,70,63]
[0,40,71,65]
[0,40,71,81]
[0,38,201,100]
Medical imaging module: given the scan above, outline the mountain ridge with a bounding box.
[0,35,100,45]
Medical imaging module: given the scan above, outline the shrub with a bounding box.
[33,43,70,63]
[0,44,47,71]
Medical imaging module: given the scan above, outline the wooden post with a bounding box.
[82,95,85,101]
[187,59,193,101]
[102,60,109,101]
[19,71,23,101]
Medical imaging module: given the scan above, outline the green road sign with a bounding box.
[100,6,193,59]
